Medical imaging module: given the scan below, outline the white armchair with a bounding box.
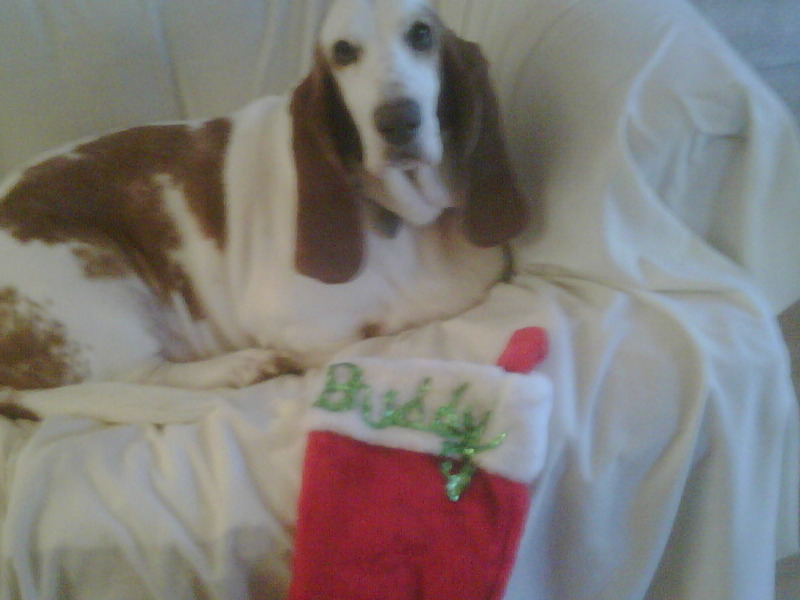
[1,1,798,599]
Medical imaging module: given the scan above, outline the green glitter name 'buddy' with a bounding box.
[313,363,507,501]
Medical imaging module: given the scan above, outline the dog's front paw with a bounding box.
[141,350,304,390]
[213,349,292,388]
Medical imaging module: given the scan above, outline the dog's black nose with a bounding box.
[374,98,422,146]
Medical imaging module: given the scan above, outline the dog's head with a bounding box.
[291,0,527,283]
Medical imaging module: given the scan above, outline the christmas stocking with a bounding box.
[288,327,551,600]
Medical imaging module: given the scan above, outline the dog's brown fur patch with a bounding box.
[71,244,134,279]
[0,287,87,389]
[0,401,41,422]
[0,119,232,320]
[360,322,383,339]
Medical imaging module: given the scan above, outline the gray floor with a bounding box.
[779,302,800,394]
[778,302,800,599]
[778,554,800,600]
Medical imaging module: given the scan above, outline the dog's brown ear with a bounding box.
[290,53,363,284]
[439,32,528,247]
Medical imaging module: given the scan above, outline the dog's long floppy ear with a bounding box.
[290,52,363,284]
[438,32,528,247]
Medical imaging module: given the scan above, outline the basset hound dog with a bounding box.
[0,0,526,410]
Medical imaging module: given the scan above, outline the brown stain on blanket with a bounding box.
[0,118,232,319]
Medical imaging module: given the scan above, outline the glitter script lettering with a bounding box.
[314,363,506,501]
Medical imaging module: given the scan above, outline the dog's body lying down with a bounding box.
[0,0,526,399]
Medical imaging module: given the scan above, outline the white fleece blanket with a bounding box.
[1,0,800,599]
[0,273,796,599]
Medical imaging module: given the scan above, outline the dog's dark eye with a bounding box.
[332,40,361,66]
[406,21,434,52]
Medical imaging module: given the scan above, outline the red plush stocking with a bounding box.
[288,328,550,600]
